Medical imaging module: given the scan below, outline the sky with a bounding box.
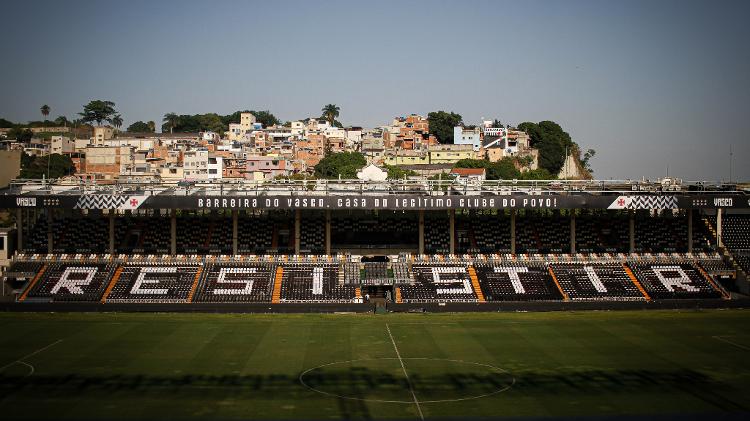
[1,0,748,181]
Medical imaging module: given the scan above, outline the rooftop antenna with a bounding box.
[729,143,733,183]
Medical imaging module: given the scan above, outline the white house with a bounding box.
[453,126,482,151]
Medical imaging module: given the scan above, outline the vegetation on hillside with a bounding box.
[165,110,281,133]
[127,121,154,133]
[314,152,366,179]
[427,110,462,143]
[19,153,75,179]
[79,100,119,126]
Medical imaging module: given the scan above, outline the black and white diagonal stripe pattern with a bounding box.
[627,196,678,210]
[74,195,130,210]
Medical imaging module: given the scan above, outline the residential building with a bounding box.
[183,149,209,180]
[92,126,114,143]
[245,156,289,180]
[453,126,482,151]
[50,136,74,155]
[450,167,486,182]
[207,155,223,179]
[84,145,134,180]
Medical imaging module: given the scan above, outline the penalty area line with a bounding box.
[386,323,424,421]
[0,339,63,372]
[712,335,750,351]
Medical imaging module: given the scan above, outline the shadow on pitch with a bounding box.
[0,367,746,415]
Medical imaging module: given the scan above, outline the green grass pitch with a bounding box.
[0,309,749,420]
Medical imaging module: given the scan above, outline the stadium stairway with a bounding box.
[338,265,345,286]
[696,264,731,299]
[272,266,283,303]
[548,267,569,301]
[101,266,123,303]
[395,287,402,303]
[467,266,486,303]
[187,266,204,302]
[203,222,214,251]
[703,215,748,293]
[18,264,47,302]
[355,287,362,301]
[623,264,651,301]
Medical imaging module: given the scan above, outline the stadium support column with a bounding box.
[510,210,516,255]
[170,210,176,255]
[294,209,301,255]
[687,209,693,253]
[716,208,723,249]
[449,209,455,255]
[570,211,576,254]
[232,210,238,255]
[47,210,53,254]
[629,210,635,253]
[418,210,425,255]
[108,211,115,254]
[325,210,331,255]
[16,209,23,252]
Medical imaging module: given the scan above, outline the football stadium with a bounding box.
[0,178,749,420]
[3,1,750,419]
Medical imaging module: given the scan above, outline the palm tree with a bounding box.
[54,116,69,127]
[321,104,340,126]
[163,112,179,134]
[147,121,156,132]
[40,104,50,123]
[111,114,123,130]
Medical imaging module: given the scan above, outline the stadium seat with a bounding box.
[473,262,563,301]
[550,263,645,300]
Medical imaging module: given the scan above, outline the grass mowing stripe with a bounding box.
[0,311,749,420]
[386,323,424,421]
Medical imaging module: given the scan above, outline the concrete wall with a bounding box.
[0,150,21,187]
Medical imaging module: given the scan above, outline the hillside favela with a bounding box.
[0,1,749,421]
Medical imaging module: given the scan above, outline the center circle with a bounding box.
[299,357,515,403]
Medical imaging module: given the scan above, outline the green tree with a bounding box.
[40,104,50,122]
[196,114,224,133]
[20,152,35,169]
[520,168,554,180]
[537,138,566,174]
[489,158,521,180]
[127,121,152,132]
[111,114,123,130]
[79,100,117,126]
[54,116,69,127]
[147,121,156,132]
[19,154,75,179]
[581,148,596,173]
[516,120,574,174]
[252,110,281,128]
[163,112,179,134]
[427,111,462,143]
[8,127,33,142]
[314,152,366,179]
[384,165,418,179]
[321,104,340,126]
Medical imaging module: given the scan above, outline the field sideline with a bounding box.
[0,310,749,420]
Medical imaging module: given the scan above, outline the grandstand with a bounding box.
[1,178,748,308]
[3,251,733,307]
